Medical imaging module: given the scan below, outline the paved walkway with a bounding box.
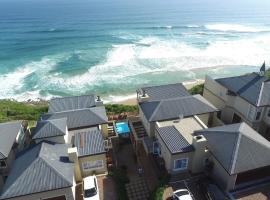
[137,143,159,191]
[116,143,152,199]
[126,178,150,200]
[97,175,117,200]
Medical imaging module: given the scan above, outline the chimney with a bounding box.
[95,95,103,107]
[138,89,150,103]
[68,147,82,182]
[191,135,208,173]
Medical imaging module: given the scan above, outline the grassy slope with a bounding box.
[0,100,138,123]
[0,100,48,123]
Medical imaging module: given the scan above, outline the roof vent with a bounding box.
[138,89,149,103]
[95,95,103,106]
[142,89,146,97]
[179,114,184,120]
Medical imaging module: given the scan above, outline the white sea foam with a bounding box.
[205,23,270,33]
[186,24,201,28]
[3,32,270,101]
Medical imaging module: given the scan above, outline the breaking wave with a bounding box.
[2,30,270,101]
[205,23,270,33]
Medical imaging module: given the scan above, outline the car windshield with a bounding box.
[84,188,97,197]
[176,190,189,196]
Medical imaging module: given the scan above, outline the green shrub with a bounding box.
[0,100,48,123]
[105,104,138,114]
[150,173,170,200]
[188,84,204,95]
[109,168,130,200]
[265,69,270,79]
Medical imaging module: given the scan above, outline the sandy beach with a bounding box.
[116,79,205,105]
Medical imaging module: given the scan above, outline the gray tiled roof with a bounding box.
[157,126,194,154]
[33,118,67,140]
[138,83,190,102]
[140,94,218,122]
[0,122,21,160]
[0,142,74,199]
[48,94,96,113]
[216,73,269,105]
[196,123,270,175]
[74,128,105,157]
[42,107,108,130]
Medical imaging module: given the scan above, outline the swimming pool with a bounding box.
[115,122,130,135]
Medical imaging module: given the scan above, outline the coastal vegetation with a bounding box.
[188,83,204,95]
[266,68,270,78]
[0,100,48,123]
[105,104,138,114]
[109,167,129,200]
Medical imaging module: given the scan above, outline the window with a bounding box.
[153,141,160,155]
[0,160,7,168]
[216,111,221,119]
[82,160,104,171]
[256,111,262,120]
[174,158,188,171]
[268,109,270,117]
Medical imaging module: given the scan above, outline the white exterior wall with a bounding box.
[258,81,270,106]
[5,187,75,200]
[139,107,152,137]
[156,131,193,174]
[78,153,107,177]
[210,156,237,191]
[196,113,210,126]
[204,76,228,104]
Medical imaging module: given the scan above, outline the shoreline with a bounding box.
[115,79,205,105]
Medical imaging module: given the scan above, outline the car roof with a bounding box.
[174,189,189,193]
[84,176,96,189]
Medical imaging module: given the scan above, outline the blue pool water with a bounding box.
[116,122,130,135]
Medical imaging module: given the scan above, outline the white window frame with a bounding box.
[173,158,188,171]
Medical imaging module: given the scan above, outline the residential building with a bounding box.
[195,123,270,191]
[155,117,207,174]
[45,94,108,140]
[136,83,191,103]
[48,94,102,113]
[72,128,107,177]
[0,122,24,189]
[138,91,219,137]
[135,83,221,174]
[0,142,75,200]
[32,118,68,144]
[203,73,270,139]
[41,106,108,142]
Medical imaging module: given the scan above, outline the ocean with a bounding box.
[0,0,270,102]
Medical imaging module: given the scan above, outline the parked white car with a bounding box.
[172,189,193,200]
[83,175,100,200]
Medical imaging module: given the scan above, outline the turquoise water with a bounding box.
[115,122,130,135]
[0,0,270,101]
